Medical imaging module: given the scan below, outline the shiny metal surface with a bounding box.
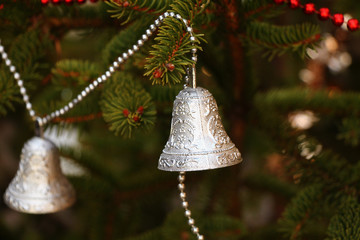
[158,86,242,171]
[4,137,76,214]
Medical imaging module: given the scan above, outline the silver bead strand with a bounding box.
[178,172,204,240]
[0,41,38,120]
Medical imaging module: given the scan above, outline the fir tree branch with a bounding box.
[337,118,360,147]
[242,0,283,20]
[100,72,156,138]
[106,0,171,24]
[279,184,323,239]
[243,22,321,60]
[102,18,151,65]
[326,199,360,240]
[45,17,110,28]
[244,3,275,19]
[144,16,203,85]
[0,30,53,116]
[254,88,360,117]
[0,71,21,116]
[51,59,101,86]
[8,30,53,90]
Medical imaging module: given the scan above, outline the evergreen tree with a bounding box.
[1,0,360,239]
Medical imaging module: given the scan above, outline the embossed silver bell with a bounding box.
[4,136,76,214]
[158,85,242,172]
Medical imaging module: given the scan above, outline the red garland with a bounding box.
[303,3,315,14]
[333,14,344,27]
[318,8,330,21]
[273,0,359,32]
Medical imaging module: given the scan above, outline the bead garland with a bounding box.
[178,172,204,240]
[0,12,198,127]
[273,0,360,31]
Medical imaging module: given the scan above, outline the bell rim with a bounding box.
[3,189,76,214]
[4,185,76,200]
[158,146,243,172]
[158,157,242,172]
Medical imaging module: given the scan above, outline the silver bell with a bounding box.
[158,86,242,171]
[4,136,76,214]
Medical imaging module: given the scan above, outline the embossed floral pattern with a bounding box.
[159,87,242,172]
[217,149,241,166]
[208,115,230,148]
[166,120,195,149]
[159,157,199,169]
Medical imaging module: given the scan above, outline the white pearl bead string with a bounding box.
[0,12,198,127]
[178,172,204,240]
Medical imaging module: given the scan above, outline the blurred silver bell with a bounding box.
[4,136,76,214]
[158,86,242,171]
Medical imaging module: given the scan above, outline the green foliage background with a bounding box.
[1,0,360,239]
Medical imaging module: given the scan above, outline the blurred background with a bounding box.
[1,0,360,239]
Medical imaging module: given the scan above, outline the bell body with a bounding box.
[4,136,76,214]
[158,87,242,171]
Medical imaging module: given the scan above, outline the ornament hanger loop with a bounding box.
[191,64,197,88]
[34,118,44,137]
[0,12,198,127]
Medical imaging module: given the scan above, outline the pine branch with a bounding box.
[0,71,21,116]
[279,184,323,239]
[8,30,53,90]
[144,0,209,85]
[100,72,156,138]
[24,59,106,120]
[106,0,171,24]
[254,88,360,117]
[144,17,203,85]
[0,0,42,34]
[106,0,208,85]
[301,148,360,188]
[102,18,152,65]
[0,30,53,116]
[243,22,321,60]
[169,0,211,21]
[326,199,360,240]
[242,0,284,20]
[337,118,360,147]
[51,59,102,86]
